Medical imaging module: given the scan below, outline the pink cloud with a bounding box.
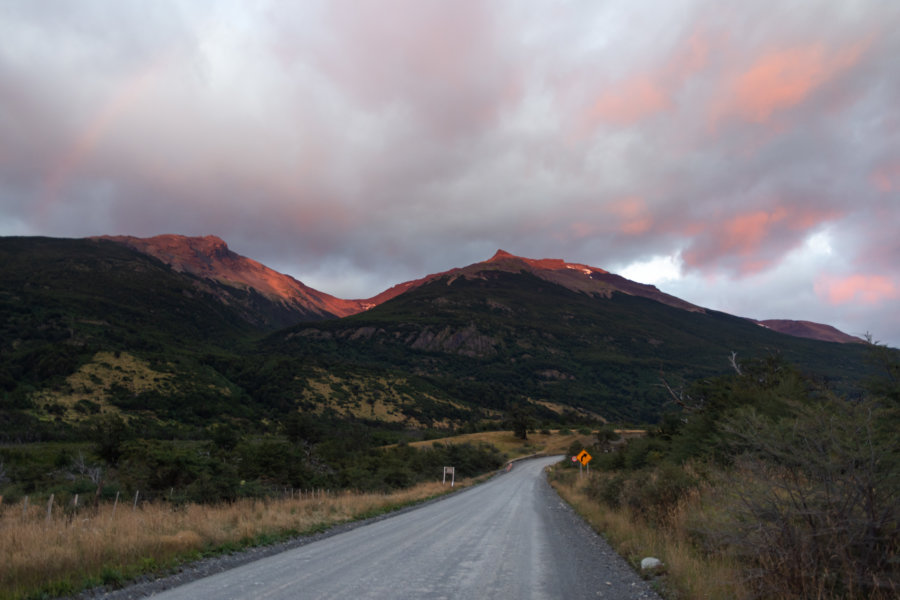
[724,208,788,254]
[569,221,599,239]
[586,29,712,128]
[712,38,869,125]
[871,161,900,192]
[590,76,670,125]
[565,197,654,239]
[682,204,841,275]
[607,196,653,234]
[732,45,828,121]
[621,218,653,235]
[672,31,711,80]
[816,274,899,305]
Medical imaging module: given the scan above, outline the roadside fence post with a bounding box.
[46,494,54,522]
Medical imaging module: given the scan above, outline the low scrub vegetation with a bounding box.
[551,346,899,600]
[0,414,506,506]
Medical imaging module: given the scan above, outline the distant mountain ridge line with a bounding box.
[92,233,861,344]
[754,319,864,344]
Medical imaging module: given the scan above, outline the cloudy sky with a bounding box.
[2,1,899,346]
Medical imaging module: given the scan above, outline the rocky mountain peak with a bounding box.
[488,249,516,261]
[94,234,368,319]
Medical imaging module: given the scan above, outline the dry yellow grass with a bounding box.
[30,351,181,422]
[549,467,748,600]
[531,400,606,422]
[407,429,596,460]
[298,371,465,428]
[0,480,477,600]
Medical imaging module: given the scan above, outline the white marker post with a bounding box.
[442,466,455,487]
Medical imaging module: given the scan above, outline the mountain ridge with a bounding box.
[95,234,855,344]
[93,234,369,321]
[0,234,880,437]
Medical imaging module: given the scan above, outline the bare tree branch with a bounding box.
[657,374,704,413]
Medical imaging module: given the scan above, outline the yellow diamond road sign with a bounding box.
[576,449,592,466]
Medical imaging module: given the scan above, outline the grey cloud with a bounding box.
[1,0,899,345]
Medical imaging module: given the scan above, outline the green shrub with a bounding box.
[711,398,899,599]
[621,463,697,526]
[622,436,668,470]
[585,472,627,509]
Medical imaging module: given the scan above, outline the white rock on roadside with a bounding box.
[640,557,663,571]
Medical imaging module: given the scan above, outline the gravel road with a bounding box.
[84,456,661,599]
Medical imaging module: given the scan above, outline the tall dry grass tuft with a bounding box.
[549,467,748,600]
[0,480,466,600]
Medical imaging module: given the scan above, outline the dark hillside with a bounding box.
[0,237,265,440]
[267,269,872,422]
[0,237,874,433]
[0,236,260,345]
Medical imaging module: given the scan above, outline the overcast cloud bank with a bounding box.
[1,0,898,345]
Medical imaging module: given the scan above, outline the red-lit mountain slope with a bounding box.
[96,236,860,344]
[95,234,368,321]
[368,249,703,313]
[756,319,864,344]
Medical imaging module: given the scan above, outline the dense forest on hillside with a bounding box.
[268,271,874,421]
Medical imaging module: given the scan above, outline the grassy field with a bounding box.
[0,479,487,600]
[408,429,598,459]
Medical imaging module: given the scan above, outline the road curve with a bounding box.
[145,456,661,599]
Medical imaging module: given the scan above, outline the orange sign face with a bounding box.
[575,449,592,465]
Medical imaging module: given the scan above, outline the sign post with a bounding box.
[575,449,592,477]
[442,466,455,487]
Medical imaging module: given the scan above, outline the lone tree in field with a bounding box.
[507,405,533,440]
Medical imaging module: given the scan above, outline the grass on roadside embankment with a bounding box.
[0,478,484,600]
[548,465,747,600]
